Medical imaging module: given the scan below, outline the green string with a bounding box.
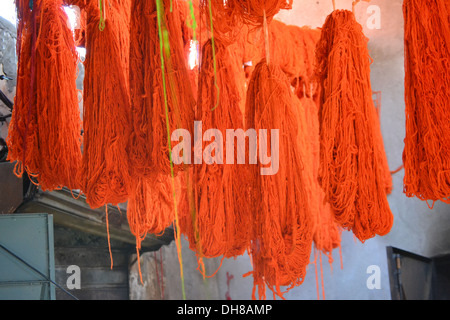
[207,0,220,111]
[187,0,197,42]
[155,0,186,301]
[99,0,106,31]
[187,2,202,255]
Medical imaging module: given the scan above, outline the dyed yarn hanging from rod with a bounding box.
[298,95,341,264]
[178,39,253,260]
[128,0,195,179]
[233,0,293,26]
[127,173,186,252]
[402,0,450,206]
[315,10,393,242]
[7,0,82,191]
[199,0,244,45]
[244,60,314,300]
[77,0,132,209]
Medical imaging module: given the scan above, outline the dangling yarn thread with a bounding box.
[403,0,450,207]
[314,10,393,242]
[77,0,132,209]
[244,60,314,300]
[7,0,82,191]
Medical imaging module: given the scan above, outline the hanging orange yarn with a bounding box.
[128,0,195,179]
[77,0,132,209]
[299,96,341,262]
[403,0,450,206]
[230,20,322,99]
[178,38,252,260]
[233,0,293,26]
[315,10,393,242]
[7,0,40,185]
[275,20,341,277]
[244,60,314,300]
[267,20,306,80]
[300,95,342,301]
[286,25,321,103]
[127,173,187,252]
[7,0,82,191]
[199,0,244,45]
[226,23,261,114]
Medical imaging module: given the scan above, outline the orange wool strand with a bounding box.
[77,0,132,209]
[127,173,185,251]
[7,1,42,185]
[128,0,195,179]
[179,39,252,259]
[301,96,341,262]
[245,61,314,300]
[233,0,293,26]
[268,21,319,83]
[315,10,393,242]
[273,20,342,266]
[199,0,244,45]
[287,24,321,103]
[402,0,450,206]
[7,0,82,191]
[231,20,323,100]
[127,0,195,268]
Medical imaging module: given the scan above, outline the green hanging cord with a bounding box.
[99,0,106,31]
[155,0,187,301]
[187,0,199,73]
[207,0,220,111]
[187,0,197,42]
[29,0,33,10]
